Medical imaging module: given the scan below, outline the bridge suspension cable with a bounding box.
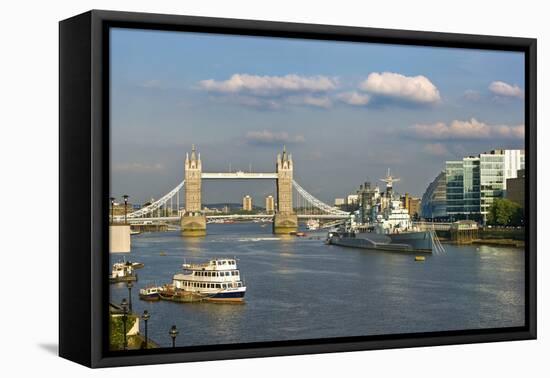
[292,180,349,216]
[127,180,185,219]
[124,178,348,220]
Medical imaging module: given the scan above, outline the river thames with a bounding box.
[110,223,525,348]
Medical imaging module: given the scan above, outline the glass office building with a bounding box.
[446,149,524,223]
[420,171,447,219]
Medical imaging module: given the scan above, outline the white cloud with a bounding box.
[336,91,371,106]
[245,130,305,146]
[359,72,441,104]
[411,118,524,140]
[199,74,337,96]
[489,81,524,99]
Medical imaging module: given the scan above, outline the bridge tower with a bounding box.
[181,145,207,236]
[273,146,298,234]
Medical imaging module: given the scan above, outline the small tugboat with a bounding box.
[109,261,137,283]
[139,285,162,301]
[160,258,247,303]
[159,285,210,303]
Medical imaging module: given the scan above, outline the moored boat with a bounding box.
[109,261,137,283]
[167,258,247,303]
[139,286,162,301]
[158,285,210,303]
[327,169,444,254]
[326,230,433,253]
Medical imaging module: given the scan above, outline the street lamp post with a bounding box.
[121,298,129,351]
[126,281,133,312]
[110,197,115,224]
[141,310,150,349]
[123,194,129,224]
[169,325,179,348]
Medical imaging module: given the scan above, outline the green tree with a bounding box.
[487,198,523,226]
[110,314,137,351]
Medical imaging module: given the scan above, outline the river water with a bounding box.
[109,223,525,348]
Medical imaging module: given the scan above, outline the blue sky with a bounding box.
[110,28,525,206]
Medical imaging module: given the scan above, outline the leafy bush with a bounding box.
[109,314,137,351]
[487,198,524,226]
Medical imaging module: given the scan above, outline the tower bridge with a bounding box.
[120,145,350,236]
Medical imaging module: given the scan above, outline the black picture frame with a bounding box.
[59,9,537,368]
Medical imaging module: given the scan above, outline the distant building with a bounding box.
[202,206,221,214]
[401,193,421,219]
[445,149,524,222]
[506,169,525,208]
[346,194,359,205]
[334,198,345,206]
[242,195,253,211]
[420,171,447,220]
[265,195,275,213]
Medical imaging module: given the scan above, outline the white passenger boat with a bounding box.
[170,258,246,302]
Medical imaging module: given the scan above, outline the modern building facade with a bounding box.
[479,149,524,216]
[420,171,447,220]
[445,149,524,222]
[242,195,253,211]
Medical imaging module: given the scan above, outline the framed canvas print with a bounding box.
[59,10,536,368]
